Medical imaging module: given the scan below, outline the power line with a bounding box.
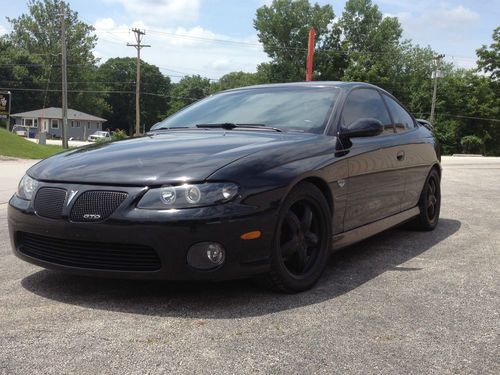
[416,112,500,123]
[0,87,199,101]
[134,27,478,61]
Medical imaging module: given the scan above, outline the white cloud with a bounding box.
[385,4,480,69]
[389,4,479,36]
[0,24,8,36]
[166,26,217,46]
[105,0,200,25]
[92,17,269,81]
[210,58,231,71]
[426,5,479,29]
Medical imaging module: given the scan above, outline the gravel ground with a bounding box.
[0,156,498,374]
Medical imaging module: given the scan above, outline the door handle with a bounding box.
[396,151,405,161]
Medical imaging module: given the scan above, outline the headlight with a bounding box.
[17,174,38,200]
[137,182,239,209]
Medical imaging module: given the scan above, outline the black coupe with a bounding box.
[8,82,441,292]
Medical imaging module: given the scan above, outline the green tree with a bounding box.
[210,71,268,93]
[339,0,403,86]
[461,135,483,154]
[97,57,171,134]
[476,27,499,80]
[0,37,46,114]
[167,75,211,116]
[254,0,337,82]
[6,0,106,115]
[435,69,499,155]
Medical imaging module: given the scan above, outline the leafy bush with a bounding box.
[94,137,108,145]
[94,129,128,144]
[461,135,483,154]
[111,129,128,141]
[433,119,460,155]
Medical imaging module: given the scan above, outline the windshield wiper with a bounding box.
[195,122,283,132]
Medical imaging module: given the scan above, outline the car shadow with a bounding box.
[21,218,461,319]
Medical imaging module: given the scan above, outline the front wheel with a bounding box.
[267,182,332,293]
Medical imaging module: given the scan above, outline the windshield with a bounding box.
[156,86,339,134]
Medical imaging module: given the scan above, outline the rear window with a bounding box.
[383,94,415,131]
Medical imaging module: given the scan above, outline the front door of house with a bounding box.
[42,119,49,132]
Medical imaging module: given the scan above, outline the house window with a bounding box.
[76,121,80,128]
[88,122,91,129]
[51,119,59,129]
[24,118,37,127]
[71,121,75,127]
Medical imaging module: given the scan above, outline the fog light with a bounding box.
[187,242,226,270]
[206,243,224,264]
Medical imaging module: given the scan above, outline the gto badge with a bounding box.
[337,179,346,188]
[83,214,101,220]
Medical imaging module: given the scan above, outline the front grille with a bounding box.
[34,188,67,219]
[70,191,128,222]
[17,232,161,271]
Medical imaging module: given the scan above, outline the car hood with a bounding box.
[28,130,322,185]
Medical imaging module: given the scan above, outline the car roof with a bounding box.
[223,81,381,92]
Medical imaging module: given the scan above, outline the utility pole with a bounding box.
[127,29,150,136]
[430,54,444,124]
[60,3,69,148]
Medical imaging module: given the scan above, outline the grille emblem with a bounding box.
[83,214,102,220]
[67,189,79,206]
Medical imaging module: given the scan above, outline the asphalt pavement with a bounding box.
[0,156,498,374]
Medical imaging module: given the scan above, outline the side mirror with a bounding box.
[341,118,384,138]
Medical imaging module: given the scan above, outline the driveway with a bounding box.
[0,156,498,374]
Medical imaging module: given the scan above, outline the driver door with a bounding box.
[340,88,406,231]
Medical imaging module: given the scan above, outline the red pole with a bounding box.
[306,27,315,81]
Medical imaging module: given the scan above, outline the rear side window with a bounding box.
[383,94,415,131]
[341,88,394,135]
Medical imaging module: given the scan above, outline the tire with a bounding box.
[267,181,332,293]
[412,168,441,231]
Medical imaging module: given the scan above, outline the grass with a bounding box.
[0,128,64,159]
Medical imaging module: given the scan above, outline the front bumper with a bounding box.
[8,186,278,281]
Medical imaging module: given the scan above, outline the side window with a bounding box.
[341,88,394,135]
[383,94,415,132]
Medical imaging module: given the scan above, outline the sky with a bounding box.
[0,0,498,81]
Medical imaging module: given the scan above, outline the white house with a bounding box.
[11,107,107,140]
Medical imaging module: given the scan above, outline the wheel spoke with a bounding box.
[285,211,301,235]
[428,204,435,218]
[429,179,436,195]
[281,239,298,259]
[301,205,313,232]
[296,244,308,272]
[305,231,319,246]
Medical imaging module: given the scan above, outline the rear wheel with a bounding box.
[267,182,332,293]
[412,168,441,231]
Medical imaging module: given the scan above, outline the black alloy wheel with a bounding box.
[427,175,439,222]
[413,168,441,231]
[267,182,332,293]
